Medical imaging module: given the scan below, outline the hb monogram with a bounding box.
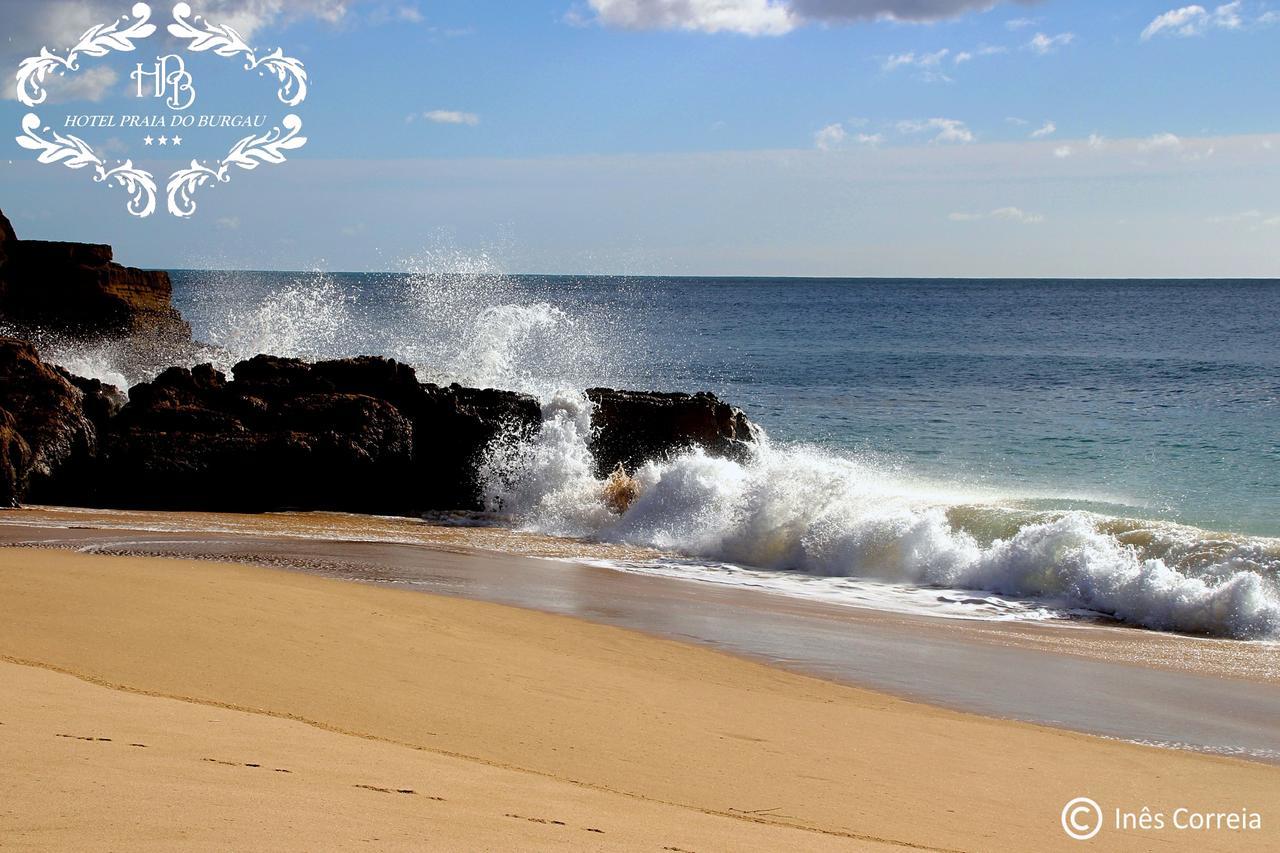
[131,54,196,111]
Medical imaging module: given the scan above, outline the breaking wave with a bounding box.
[176,257,637,397]
[33,252,640,398]
[486,393,1280,640]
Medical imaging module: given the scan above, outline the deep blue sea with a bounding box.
[54,270,1270,639]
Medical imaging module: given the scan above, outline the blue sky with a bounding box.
[2,0,1279,275]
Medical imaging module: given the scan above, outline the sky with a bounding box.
[1,0,1278,276]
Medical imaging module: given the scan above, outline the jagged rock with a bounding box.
[0,337,103,504]
[586,388,757,476]
[0,408,33,508]
[58,369,127,431]
[0,318,762,513]
[102,362,416,513]
[97,356,541,513]
[0,208,191,349]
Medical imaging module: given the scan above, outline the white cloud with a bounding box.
[1088,132,1106,150]
[885,44,1003,74]
[882,48,950,71]
[424,110,481,126]
[1030,120,1056,138]
[814,123,847,150]
[34,66,119,104]
[581,0,1041,35]
[949,206,1045,224]
[392,4,425,23]
[1140,132,1183,151]
[1053,145,1073,158]
[366,3,430,24]
[1005,16,1037,29]
[898,117,974,144]
[1141,2,1250,40]
[1136,131,1219,162]
[584,0,796,35]
[0,0,353,90]
[1026,31,1075,54]
[216,217,242,231]
[814,123,882,150]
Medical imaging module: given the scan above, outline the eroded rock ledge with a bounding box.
[0,210,191,345]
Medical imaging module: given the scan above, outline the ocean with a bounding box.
[55,270,1280,640]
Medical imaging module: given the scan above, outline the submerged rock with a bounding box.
[586,388,758,477]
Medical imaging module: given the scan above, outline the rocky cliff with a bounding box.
[0,209,191,345]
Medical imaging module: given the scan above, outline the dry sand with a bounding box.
[1,547,1277,851]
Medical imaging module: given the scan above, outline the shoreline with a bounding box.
[1,544,1277,850]
[2,507,1279,765]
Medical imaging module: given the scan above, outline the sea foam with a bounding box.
[488,392,1280,640]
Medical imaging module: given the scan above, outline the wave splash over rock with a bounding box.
[489,395,1280,640]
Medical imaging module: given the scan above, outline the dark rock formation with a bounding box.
[0,268,760,512]
[0,408,32,508]
[0,340,759,514]
[0,337,105,505]
[0,208,191,346]
[95,355,541,513]
[586,388,758,477]
[0,209,16,244]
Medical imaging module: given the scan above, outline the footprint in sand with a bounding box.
[202,758,290,773]
[504,814,566,827]
[354,784,444,800]
[56,734,151,748]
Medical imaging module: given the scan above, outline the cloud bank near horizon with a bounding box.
[580,0,1041,35]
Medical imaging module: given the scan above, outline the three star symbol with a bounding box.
[142,135,182,146]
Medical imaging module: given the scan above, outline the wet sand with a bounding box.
[2,507,1278,763]
[1,545,1278,851]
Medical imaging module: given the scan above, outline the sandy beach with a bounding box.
[1,542,1277,851]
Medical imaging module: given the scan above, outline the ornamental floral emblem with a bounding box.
[12,2,309,219]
